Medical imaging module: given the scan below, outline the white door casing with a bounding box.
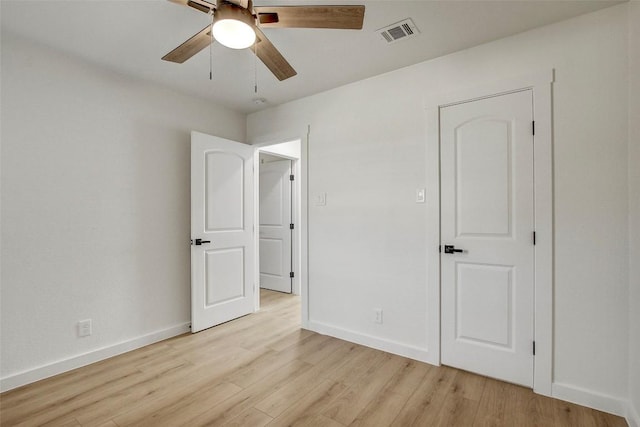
[191,131,255,333]
[440,90,535,387]
[259,159,293,293]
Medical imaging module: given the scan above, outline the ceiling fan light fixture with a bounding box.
[212,4,256,50]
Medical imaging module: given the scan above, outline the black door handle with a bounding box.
[444,245,464,254]
[192,238,211,246]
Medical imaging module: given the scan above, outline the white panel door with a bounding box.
[440,90,535,387]
[259,159,292,293]
[191,131,255,333]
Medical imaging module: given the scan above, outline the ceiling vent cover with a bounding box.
[377,18,420,44]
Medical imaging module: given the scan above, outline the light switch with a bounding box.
[416,188,426,203]
[314,193,327,206]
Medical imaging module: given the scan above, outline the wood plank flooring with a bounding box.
[0,290,627,427]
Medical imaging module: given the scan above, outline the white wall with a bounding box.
[0,33,246,389]
[248,3,631,415]
[628,2,640,426]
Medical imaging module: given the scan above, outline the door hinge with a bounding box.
[290,223,294,230]
[290,174,295,181]
[439,245,442,253]
[289,272,295,278]
[532,121,536,136]
[533,340,536,356]
[533,231,536,245]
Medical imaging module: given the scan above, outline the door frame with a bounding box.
[425,70,554,396]
[250,129,308,327]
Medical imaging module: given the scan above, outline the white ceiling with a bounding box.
[1,0,623,114]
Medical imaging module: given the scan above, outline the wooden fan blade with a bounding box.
[162,25,212,63]
[168,0,215,14]
[250,26,297,81]
[254,5,365,29]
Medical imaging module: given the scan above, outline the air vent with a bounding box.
[377,18,420,44]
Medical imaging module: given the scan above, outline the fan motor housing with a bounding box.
[216,2,256,24]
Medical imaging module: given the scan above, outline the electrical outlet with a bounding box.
[78,319,92,337]
[374,308,383,324]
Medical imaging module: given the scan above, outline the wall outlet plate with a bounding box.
[78,319,92,337]
[374,308,383,324]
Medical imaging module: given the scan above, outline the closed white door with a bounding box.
[440,90,535,387]
[259,159,292,293]
[191,131,255,333]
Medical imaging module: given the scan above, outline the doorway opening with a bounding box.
[257,139,302,304]
[259,153,294,294]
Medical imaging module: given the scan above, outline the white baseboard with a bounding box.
[0,322,190,392]
[306,320,433,364]
[552,382,627,418]
[628,400,640,427]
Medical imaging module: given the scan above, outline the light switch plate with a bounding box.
[314,193,327,206]
[416,188,426,203]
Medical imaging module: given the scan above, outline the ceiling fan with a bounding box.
[163,0,365,81]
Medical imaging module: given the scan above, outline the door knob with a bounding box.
[444,245,464,254]
[192,238,211,246]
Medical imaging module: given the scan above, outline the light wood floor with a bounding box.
[1,290,627,427]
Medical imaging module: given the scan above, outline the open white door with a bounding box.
[259,159,293,293]
[191,131,255,333]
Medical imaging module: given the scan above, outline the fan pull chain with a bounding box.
[209,11,214,80]
[254,39,258,94]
